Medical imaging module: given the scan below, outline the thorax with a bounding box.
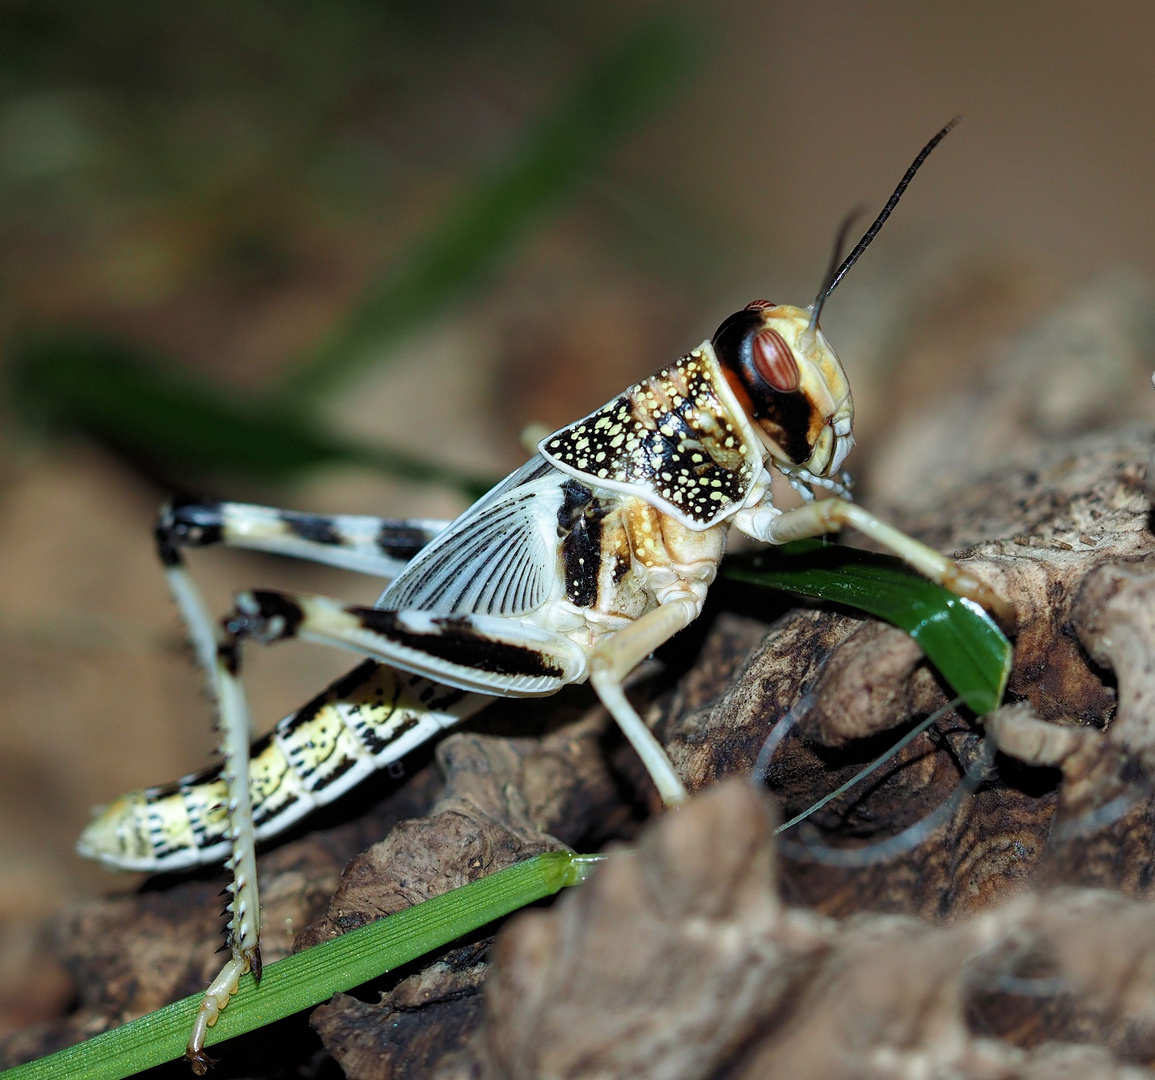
[548,475,726,644]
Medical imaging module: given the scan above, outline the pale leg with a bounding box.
[760,498,1014,627]
[155,501,449,702]
[588,597,699,807]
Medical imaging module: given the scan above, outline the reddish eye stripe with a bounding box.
[752,328,800,392]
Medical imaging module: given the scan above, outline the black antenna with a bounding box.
[811,117,960,318]
[807,203,865,332]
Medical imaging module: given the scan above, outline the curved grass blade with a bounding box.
[0,851,601,1080]
[724,540,1011,713]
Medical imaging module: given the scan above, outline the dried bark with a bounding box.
[436,781,1155,1080]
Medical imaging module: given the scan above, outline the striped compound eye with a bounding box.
[711,308,801,399]
[751,328,799,392]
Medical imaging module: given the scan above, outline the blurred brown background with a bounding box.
[2,0,1155,1035]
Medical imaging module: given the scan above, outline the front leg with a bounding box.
[741,496,1014,627]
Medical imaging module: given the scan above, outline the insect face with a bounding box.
[712,301,854,479]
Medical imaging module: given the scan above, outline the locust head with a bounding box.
[712,300,853,481]
[712,117,960,488]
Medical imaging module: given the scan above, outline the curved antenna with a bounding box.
[811,117,960,318]
[807,203,865,333]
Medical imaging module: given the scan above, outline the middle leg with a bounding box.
[588,597,700,807]
[154,498,449,699]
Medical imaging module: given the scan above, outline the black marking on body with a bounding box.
[247,730,301,827]
[146,803,182,857]
[249,728,275,757]
[217,640,241,676]
[283,734,332,786]
[760,391,814,464]
[365,714,420,758]
[281,511,343,546]
[711,308,764,363]
[173,761,221,791]
[358,610,563,677]
[347,680,410,756]
[170,498,225,545]
[232,591,305,642]
[149,777,184,801]
[309,752,359,792]
[154,526,183,567]
[181,782,210,847]
[556,478,608,608]
[253,792,299,829]
[280,683,337,740]
[329,659,382,699]
[156,498,224,565]
[376,523,434,561]
[409,676,469,711]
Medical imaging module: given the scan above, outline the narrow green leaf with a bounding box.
[271,15,692,405]
[0,851,600,1080]
[10,337,496,498]
[724,540,1011,713]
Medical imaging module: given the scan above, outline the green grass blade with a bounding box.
[271,15,692,405]
[10,336,497,498]
[0,851,599,1080]
[724,540,1011,713]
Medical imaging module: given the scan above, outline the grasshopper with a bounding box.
[77,119,1005,1071]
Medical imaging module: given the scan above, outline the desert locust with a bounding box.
[77,119,1005,1071]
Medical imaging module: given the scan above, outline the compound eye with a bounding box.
[752,328,799,392]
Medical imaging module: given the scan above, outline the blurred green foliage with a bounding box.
[274,17,694,404]
[3,9,693,494]
[10,335,498,495]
